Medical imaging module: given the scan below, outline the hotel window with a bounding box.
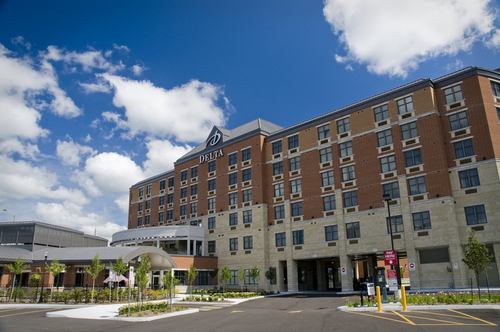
[146,185,151,195]
[374,104,389,122]
[242,168,252,181]
[444,84,463,104]
[380,155,396,173]
[413,211,431,231]
[275,232,286,247]
[465,205,487,225]
[191,166,198,178]
[337,117,350,134]
[272,141,282,154]
[449,111,468,131]
[208,179,216,191]
[317,124,330,140]
[291,202,303,216]
[230,238,238,251]
[243,210,252,223]
[244,236,253,250]
[167,193,174,204]
[181,170,188,181]
[293,230,304,245]
[274,205,285,219]
[404,148,422,167]
[459,168,480,189]
[290,179,302,193]
[229,192,238,205]
[401,122,418,140]
[168,177,174,188]
[273,162,283,175]
[343,191,358,207]
[229,213,238,226]
[383,182,400,199]
[159,196,165,206]
[191,184,198,196]
[325,225,338,242]
[289,156,300,171]
[408,176,426,195]
[321,170,334,187]
[180,205,187,216]
[346,222,360,239]
[181,187,187,198]
[160,180,165,191]
[208,217,216,229]
[139,187,144,197]
[208,197,216,210]
[242,189,252,202]
[323,195,336,211]
[138,217,143,227]
[229,172,237,185]
[341,165,355,181]
[145,215,150,225]
[138,202,143,212]
[229,153,237,166]
[157,210,163,222]
[397,96,414,114]
[190,202,197,214]
[492,81,500,96]
[208,240,216,254]
[146,200,151,210]
[208,160,216,172]
[320,147,332,162]
[242,148,251,162]
[339,141,353,157]
[288,134,299,149]
[454,139,474,159]
[386,215,403,234]
[497,107,500,122]
[377,129,393,147]
[167,210,173,220]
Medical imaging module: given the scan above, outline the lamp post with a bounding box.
[137,256,141,308]
[39,251,48,303]
[383,193,400,303]
[3,209,15,222]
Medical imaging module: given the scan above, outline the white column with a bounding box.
[187,236,191,255]
[201,240,205,256]
[157,238,160,248]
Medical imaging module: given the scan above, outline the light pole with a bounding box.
[3,209,15,222]
[137,256,141,308]
[383,193,400,303]
[39,251,48,303]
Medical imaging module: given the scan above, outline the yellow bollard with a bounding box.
[402,285,407,311]
[376,286,382,312]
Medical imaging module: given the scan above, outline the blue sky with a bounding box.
[0,0,499,239]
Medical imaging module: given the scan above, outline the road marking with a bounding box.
[0,309,25,313]
[231,310,244,313]
[448,309,497,326]
[291,295,307,298]
[0,308,62,318]
[347,311,413,325]
[391,311,416,325]
[288,310,302,313]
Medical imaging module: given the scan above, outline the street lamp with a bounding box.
[39,251,48,303]
[3,209,15,222]
[383,193,400,303]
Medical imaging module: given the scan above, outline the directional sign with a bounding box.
[409,262,415,271]
[384,250,397,265]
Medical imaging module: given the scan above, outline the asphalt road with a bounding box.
[0,294,498,332]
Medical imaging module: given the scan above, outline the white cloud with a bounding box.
[131,64,148,76]
[0,139,40,159]
[82,134,92,143]
[99,74,229,142]
[114,194,130,213]
[11,36,31,50]
[113,44,130,53]
[56,137,97,166]
[323,0,500,77]
[79,80,111,94]
[143,139,192,176]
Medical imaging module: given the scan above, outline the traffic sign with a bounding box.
[341,267,346,275]
[387,269,397,279]
[384,250,397,265]
[409,262,415,271]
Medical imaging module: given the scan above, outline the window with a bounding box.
[346,222,360,239]
[229,153,237,166]
[159,196,165,206]
[320,147,332,162]
[273,182,284,197]
[273,162,283,175]
[228,270,238,285]
[208,217,216,229]
[181,188,187,198]
[160,180,165,190]
[190,202,197,214]
[492,81,500,97]
[383,182,400,199]
[449,111,468,131]
[323,195,336,211]
[459,168,480,189]
[274,205,285,219]
[208,197,216,210]
[454,139,474,159]
[374,104,389,122]
[444,84,463,104]
[243,210,252,224]
[401,122,418,140]
[337,117,350,134]
[191,184,198,196]
[317,124,330,140]
[275,232,286,247]
[339,141,353,157]
[497,107,500,122]
[272,141,282,154]
[377,129,393,147]
[325,225,338,242]
[138,202,143,212]
[408,176,426,195]
[229,172,237,185]
[244,236,253,250]
[145,215,150,225]
[229,213,238,226]
[167,193,174,204]
[167,210,173,220]
[387,215,403,234]
[138,217,143,227]
[180,205,187,216]
[465,205,487,225]
[341,165,355,181]
[168,177,174,188]
[208,160,216,172]
[243,189,252,202]
[288,135,299,149]
[245,270,255,285]
[293,230,304,245]
[290,179,302,193]
[289,156,300,171]
[139,187,144,197]
[397,96,414,114]
[208,240,216,254]
[419,248,450,264]
[291,202,303,216]
[208,179,216,191]
[404,148,422,167]
[413,211,431,230]
[343,191,358,207]
[191,166,198,178]
[229,238,238,251]
[146,185,151,195]
[229,192,238,205]
[242,168,252,181]
[242,148,251,162]
[321,170,334,187]
[181,170,188,181]
[146,200,151,210]
[380,155,396,173]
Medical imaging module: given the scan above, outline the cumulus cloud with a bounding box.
[56,137,97,166]
[0,139,40,159]
[79,79,111,94]
[131,64,148,76]
[114,194,130,213]
[11,36,31,49]
[143,139,192,176]
[323,0,500,77]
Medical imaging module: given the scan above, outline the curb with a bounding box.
[338,304,500,312]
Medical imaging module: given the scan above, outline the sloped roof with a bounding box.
[0,247,34,263]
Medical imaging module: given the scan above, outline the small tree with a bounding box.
[462,230,493,299]
[135,253,151,309]
[209,268,219,286]
[187,264,198,294]
[265,267,276,291]
[30,273,41,302]
[85,254,105,304]
[46,259,69,301]
[250,266,261,292]
[219,266,231,294]
[5,257,30,301]
[162,271,181,299]
[110,255,128,302]
[238,267,246,292]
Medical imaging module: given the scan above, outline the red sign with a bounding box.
[384,250,397,265]
[409,262,415,270]
[387,270,397,279]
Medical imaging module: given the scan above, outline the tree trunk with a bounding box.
[91,279,95,304]
[475,272,481,300]
[10,276,15,301]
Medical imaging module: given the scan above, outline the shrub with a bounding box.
[73,289,83,303]
[61,291,72,304]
